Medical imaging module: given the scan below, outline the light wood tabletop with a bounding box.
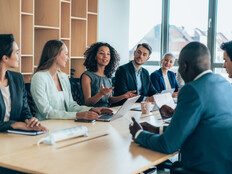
[0,104,174,174]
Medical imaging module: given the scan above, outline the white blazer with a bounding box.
[31,71,91,120]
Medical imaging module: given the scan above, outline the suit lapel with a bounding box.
[0,90,5,121]
[158,69,166,90]
[7,71,17,120]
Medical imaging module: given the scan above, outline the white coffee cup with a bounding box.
[141,102,152,114]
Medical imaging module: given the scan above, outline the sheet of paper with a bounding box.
[161,88,175,94]
[153,93,176,109]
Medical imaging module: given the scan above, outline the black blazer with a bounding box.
[113,61,157,105]
[0,71,32,131]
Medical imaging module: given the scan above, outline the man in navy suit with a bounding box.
[129,42,232,173]
[114,43,157,105]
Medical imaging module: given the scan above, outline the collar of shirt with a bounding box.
[193,69,212,81]
[132,62,142,74]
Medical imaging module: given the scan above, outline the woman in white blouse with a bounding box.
[31,40,112,121]
[0,34,47,132]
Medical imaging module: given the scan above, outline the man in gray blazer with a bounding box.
[129,42,232,173]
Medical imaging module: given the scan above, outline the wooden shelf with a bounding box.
[0,0,98,80]
[87,12,97,15]
[21,56,33,73]
[35,0,59,27]
[87,14,97,47]
[71,20,87,57]
[71,16,87,21]
[61,2,71,38]
[61,0,71,3]
[34,29,59,66]
[88,0,98,13]
[71,59,86,78]
[21,12,33,16]
[21,14,33,55]
[34,25,60,30]
[71,0,87,18]
[21,0,33,14]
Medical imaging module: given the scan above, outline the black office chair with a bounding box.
[25,83,36,116]
[69,78,83,105]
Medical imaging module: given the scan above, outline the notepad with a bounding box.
[6,129,46,136]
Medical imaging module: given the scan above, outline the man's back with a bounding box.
[179,73,232,173]
[135,73,232,173]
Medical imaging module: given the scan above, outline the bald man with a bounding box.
[129,42,232,173]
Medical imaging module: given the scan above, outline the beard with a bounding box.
[134,58,144,66]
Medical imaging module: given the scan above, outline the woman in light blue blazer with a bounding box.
[31,40,112,121]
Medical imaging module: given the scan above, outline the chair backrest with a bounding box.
[25,83,36,116]
[69,78,83,105]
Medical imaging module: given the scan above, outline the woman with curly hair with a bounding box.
[81,42,136,107]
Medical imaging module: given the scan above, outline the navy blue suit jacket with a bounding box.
[150,68,179,93]
[114,61,157,105]
[135,73,232,173]
[0,71,32,131]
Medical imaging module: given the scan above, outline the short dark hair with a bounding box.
[221,41,232,61]
[0,34,15,61]
[36,40,64,73]
[180,41,210,73]
[136,43,152,56]
[83,42,120,78]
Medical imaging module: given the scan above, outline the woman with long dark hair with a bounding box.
[31,40,112,120]
[81,42,136,107]
[0,34,46,131]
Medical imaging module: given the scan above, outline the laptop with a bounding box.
[130,105,159,112]
[97,95,140,122]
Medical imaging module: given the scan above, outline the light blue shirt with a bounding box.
[132,63,142,95]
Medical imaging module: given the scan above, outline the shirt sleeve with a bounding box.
[135,84,203,154]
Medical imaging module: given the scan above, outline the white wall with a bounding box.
[98,0,130,65]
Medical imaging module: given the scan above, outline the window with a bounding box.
[169,0,208,59]
[129,0,162,62]
[215,0,232,63]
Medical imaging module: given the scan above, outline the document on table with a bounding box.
[153,93,176,109]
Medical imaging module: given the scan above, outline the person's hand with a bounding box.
[90,107,113,115]
[25,117,41,128]
[129,117,143,139]
[140,122,159,134]
[172,92,178,98]
[11,122,47,131]
[145,96,155,103]
[76,111,99,120]
[99,84,114,96]
[123,90,137,99]
[31,125,48,131]
[159,105,174,118]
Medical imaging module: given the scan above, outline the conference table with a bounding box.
[0,104,175,174]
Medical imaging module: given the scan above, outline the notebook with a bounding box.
[97,95,140,122]
[6,129,46,136]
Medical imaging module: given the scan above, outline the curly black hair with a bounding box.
[83,42,120,78]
